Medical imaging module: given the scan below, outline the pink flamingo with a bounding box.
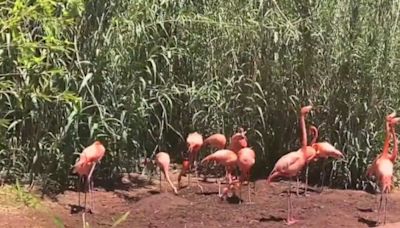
[203,133,227,150]
[185,132,204,186]
[299,126,344,195]
[201,149,238,197]
[177,160,191,189]
[237,147,256,202]
[266,105,317,225]
[73,141,105,213]
[367,113,399,225]
[228,128,248,153]
[154,152,178,195]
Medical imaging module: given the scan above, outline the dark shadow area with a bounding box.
[357,207,374,213]
[196,191,219,196]
[357,217,378,227]
[69,204,91,214]
[226,195,243,204]
[259,215,285,222]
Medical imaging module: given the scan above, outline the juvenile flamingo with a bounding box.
[366,113,399,225]
[73,141,106,213]
[201,149,238,197]
[237,147,256,202]
[266,105,317,225]
[155,152,178,195]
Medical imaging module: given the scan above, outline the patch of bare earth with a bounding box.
[1,171,400,228]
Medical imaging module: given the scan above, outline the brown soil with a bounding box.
[1,171,399,228]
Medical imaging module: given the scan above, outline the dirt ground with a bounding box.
[1,171,400,228]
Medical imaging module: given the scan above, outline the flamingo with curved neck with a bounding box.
[266,105,317,225]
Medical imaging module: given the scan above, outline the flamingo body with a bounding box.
[203,133,227,149]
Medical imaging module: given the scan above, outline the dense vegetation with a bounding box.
[1,0,400,193]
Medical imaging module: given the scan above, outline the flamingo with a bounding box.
[154,152,178,195]
[237,147,256,203]
[177,159,191,189]
[201,149,238,197]
[228,128,248,153]
[266,105,317,225]
[299,125,345,195]
[366,113,399,225]
[73,140,105,213]
[203,133,227,150]
[184,132,204,187]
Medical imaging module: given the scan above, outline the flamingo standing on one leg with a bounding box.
[201,149,238,197]
[367,113,399,225]
[237,147,256,203]
[266,105,317,225]
[73,141,106,213]
[155,152,178,195]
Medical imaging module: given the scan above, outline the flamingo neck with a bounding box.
[310,127,318,145]
[300,113,307,149]
[390,126,398,161]
[382,124,392,157]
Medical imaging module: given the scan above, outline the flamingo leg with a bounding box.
[159,168,162,193]
[383,191,388,225]
[78,176,81,208]
[304,165,309,196]
[87,163,97,213]
[377,191,383,224]
[286,178,298,225]
[296,176,300,196]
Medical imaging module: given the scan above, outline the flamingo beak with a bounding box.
[387,111,397,119]
[301,105,313,114]
[391,117,400,125]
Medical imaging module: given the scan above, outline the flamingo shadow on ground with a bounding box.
[195,191,219,196]
[68,204,86,214]
[259,215,285,223]
[226,195,242,204]
[147,190,161,195]
[357,207,374,213]
[357,216,378,227]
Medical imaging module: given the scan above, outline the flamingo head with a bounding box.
[312,142,344,160]
[386,112,397,122]
[231,131,248,148]
[300,105,313,115]
[389,117,400,127]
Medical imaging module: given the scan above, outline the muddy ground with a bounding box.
[1,170,399,228]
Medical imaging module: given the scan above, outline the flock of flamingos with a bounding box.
[71,105,399,226]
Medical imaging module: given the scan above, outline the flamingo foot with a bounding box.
[285,218,299,225]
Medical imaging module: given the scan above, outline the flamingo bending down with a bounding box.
[155,152,178,195]
[201,149,238,197]
[73,141,106,213]
[237,147,256,203]
[184,132,204,187]
[367,113,399,225]
[266,105,317,225]
[299,125,345,195]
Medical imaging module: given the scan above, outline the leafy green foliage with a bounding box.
[1,0,400,191]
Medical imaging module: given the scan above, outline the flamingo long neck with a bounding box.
[381,124,392,158]
[390,126,398,162]
[311,127,318,145]
[300,113,307,149]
